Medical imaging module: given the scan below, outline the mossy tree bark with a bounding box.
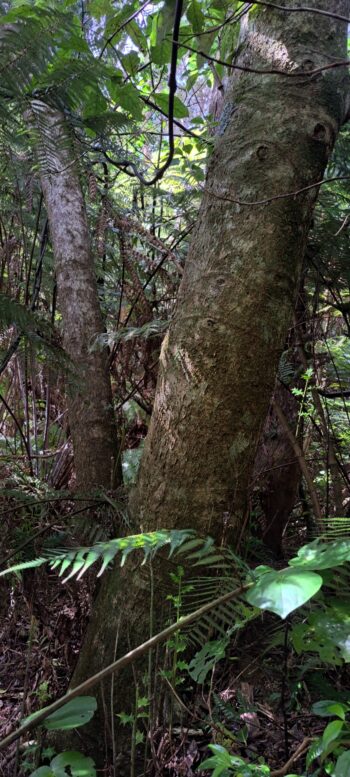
[67,0,350,762]
[33,104,120,491]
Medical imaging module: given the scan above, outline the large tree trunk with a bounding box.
[130,1,349,538]
[32,104,120,490]
[67,0,350,763]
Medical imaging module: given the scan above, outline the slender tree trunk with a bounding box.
[32,104,120,490]
[67,0,350,762]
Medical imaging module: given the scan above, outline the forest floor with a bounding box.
[0,570,334,774]
[0,496,344,776]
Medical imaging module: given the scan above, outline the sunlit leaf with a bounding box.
[153,92,189,118]
[246,568,323,619]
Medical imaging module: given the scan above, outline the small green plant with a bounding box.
[165,565,192,687]
[117,691,149,747]
[20,697,97,776]
[306,699,350,776]
[36,681,50,706]
[199,744,281,777]
[292,366,314,436]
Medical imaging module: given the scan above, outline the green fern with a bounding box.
[0,529,196,582]
[174,543,257,646]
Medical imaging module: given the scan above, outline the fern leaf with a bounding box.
[0,529,196,582]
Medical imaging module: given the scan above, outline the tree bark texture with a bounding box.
[67,0,350,761]
[34,105,120,490]
[130,0,350,540]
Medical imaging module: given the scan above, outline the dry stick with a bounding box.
[0,581,251,751]
[273,399,324,530]
[270,736,313,777]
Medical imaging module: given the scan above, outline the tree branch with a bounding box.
[178,41,350,79]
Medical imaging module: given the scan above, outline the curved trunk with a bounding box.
[66,0,350,763]
[33,104,120,490]
[131,0,349,539]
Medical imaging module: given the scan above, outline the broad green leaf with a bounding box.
[128,19,148,53]
[322,719,344,750]
[29,768,54,777]
[109,83,143,120]
[122,51,140,76]
[51,751,96,777]
[24,697,97,731]
[187,0,204,33]
[289,539,350,570]
[200,745,245,777]
[246,568,323,619]
[153,92,189,118]
[312,700,348,719]
[335,750,350,777]
[150,0,175,64]
[89,0,114,19]
[188,639,228,683]
[104,3,136,44]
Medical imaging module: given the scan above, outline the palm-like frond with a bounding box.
[0,529,196,582]
[174,543,257,646]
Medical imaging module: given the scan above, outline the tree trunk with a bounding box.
[131,0,349,538]
[32,104,120,490]
[67,0,350,762]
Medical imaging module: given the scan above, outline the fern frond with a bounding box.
[176,544,257,646]
[0,529,196,582]
[0,292,47,335]
[94,320,168,350]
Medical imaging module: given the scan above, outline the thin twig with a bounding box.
[270,736,313,777]
[250,1,349,24]
[204,175,350,208]
[177,41,350,79]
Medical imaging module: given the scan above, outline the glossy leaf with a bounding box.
[23,697,97,731]
[289,539,350,570]
[322,719,344,750]
[30,751,96,777]
[335,750,350,777]
[246,568,323,619]
[200,744,245,777]
[306,738,323,768]
[312,700,348,719]
[50,751,96,776]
